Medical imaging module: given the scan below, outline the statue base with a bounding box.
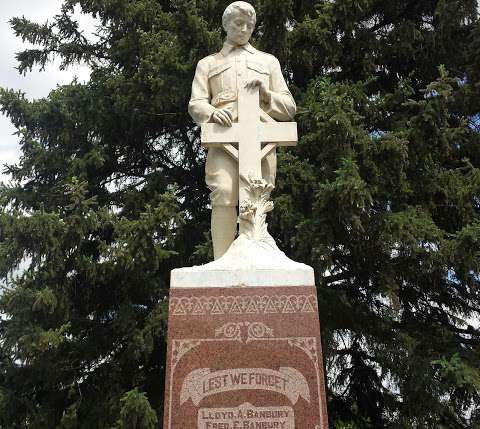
[171,235,314,288]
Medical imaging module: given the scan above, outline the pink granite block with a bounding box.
[163,286,329,429]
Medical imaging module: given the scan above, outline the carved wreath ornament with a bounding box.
[215,321,274,343]
[239,173,277,247]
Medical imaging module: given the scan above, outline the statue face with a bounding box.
[224,13,255,46]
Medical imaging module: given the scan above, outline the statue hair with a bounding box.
[222,1,256,29]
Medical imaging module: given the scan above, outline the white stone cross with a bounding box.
[200,87,298,224]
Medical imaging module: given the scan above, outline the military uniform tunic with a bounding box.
[188,41,296,207]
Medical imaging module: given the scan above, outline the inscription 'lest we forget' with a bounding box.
[203,370,288,393]
[198,404,294,429]
[181,368,310,406]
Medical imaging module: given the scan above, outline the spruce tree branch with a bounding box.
[331,347,382,365]
[323,272,354,284]
[366,0,423,34]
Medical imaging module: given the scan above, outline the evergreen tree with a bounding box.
[0,1,479,427]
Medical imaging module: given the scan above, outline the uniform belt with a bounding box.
[212,90,237,108]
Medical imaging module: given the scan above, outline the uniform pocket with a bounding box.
[208,62,234,98]
[246,60,270,90]
[246,61,269,75]
[208,62,233,79]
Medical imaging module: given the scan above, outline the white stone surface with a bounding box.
[171,235,314,288]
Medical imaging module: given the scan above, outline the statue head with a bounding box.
[222,1,256,46]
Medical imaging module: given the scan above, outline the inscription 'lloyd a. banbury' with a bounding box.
[197,403,294,429]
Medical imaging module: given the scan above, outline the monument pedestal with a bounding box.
[163,275,329,429]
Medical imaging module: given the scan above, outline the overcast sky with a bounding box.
[0,1,95,183]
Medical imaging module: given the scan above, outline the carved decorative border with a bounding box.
[171,340,202,370]
[288,337,319,364]
[169,294,317,316]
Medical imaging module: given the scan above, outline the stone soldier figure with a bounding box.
[189,1,296,260]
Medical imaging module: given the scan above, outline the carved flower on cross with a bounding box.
[239,200,255,220]
[237,173,278,248]
[263,200,274,213]
[249,178,274,193]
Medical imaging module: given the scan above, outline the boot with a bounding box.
[211,206,237,259]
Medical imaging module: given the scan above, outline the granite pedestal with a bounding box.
[163,267,328,429]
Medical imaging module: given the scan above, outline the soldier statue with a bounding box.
[189,1,296,260]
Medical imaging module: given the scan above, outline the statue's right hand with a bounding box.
[211,108,233,127]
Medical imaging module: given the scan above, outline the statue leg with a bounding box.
[211,206,237,259]
[206,148,239,259]
[261,147,277,186]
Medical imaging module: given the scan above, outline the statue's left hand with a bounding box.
[244,79,271,104]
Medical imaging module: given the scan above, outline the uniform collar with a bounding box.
[220,41,256,56]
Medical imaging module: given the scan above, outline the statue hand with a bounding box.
[211,108,233,127]
[244,78,271,104]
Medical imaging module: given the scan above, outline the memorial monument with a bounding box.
[163,2,329,427]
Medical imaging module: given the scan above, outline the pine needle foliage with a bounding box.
[0,1,479,427]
